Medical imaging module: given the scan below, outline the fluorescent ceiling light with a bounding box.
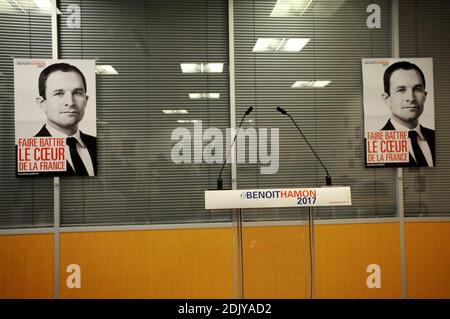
[3,0,61,14]
[162,110,189,114]
[270,0,345,17]
[180,63,223,73]
[95,65,118,75]
[177,120,198,124]
[312,80,331,87]
[206,93,220,99]
[291,81,314,88]
[33,0,62,14]
[188,93,202,99]
[283,38,309,52]
[189,93,220,99]
[203,63,223,73]
[291,80,331,88]
[180,63,201,73]
[252,38,276,52]
[270,0,313,17]
[252,38,310,52]
[34,0,50,9]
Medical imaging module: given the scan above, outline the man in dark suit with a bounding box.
[34,63,97,176]
[381,61,435,167]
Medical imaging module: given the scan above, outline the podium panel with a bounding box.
[205,187,351,210]
[204,186,352,298]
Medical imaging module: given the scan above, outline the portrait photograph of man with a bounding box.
[362,58,435,168]
[14,59,97,176]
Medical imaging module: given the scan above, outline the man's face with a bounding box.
[383,68,427,128]
[38,71,88,135]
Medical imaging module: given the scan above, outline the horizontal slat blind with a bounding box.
[234,0,396,220]
[58,0,231,226]
[4,1,447,230]
[400,0,450,217]
[0,2,53,229]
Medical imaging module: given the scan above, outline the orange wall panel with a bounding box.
[405,222,450,298]
[59,228,235,298]
[314,223,402,298]
[2,221,448,299]
[243,225,310,298]
[0,234,53,298]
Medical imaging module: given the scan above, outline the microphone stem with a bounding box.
[218,114,247,180]
[287,113,330,177]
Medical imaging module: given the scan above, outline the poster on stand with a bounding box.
[362,58,435,167]
[14,59,97,176]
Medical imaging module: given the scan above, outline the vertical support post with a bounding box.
[236,209,244,299]
[53,177,60,299]
[228,0,243,300]
[391,0,408,299]
[231,208,244,299]
[228,0,237,190]
[51,0,58,58]
[308,207,315,299]
[398,168,407,299]
[51,0,60,300]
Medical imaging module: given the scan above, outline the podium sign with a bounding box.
[205,187,351,210]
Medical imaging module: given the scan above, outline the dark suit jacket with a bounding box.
[33,124,97,176]
[381,119,435,167]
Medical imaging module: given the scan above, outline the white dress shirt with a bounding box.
[46,124,95,176]
[390,118,433,167]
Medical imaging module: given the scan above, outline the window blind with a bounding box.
[234,0,396,220]
[0,2,53,229]
[400,0,450,217]
[58,0,231,226]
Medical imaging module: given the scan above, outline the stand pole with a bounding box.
[234,208,244,299]
[308,207,315,299]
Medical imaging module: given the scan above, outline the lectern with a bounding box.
[205,186,352,298]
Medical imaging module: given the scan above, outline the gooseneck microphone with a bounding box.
[217,106,254,190]
[276,106,332,186]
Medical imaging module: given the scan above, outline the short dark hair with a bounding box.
[38,63,87,99]
[383,61,425,95]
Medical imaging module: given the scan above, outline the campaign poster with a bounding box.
[362,58,435,167]
[14,59,97,176]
